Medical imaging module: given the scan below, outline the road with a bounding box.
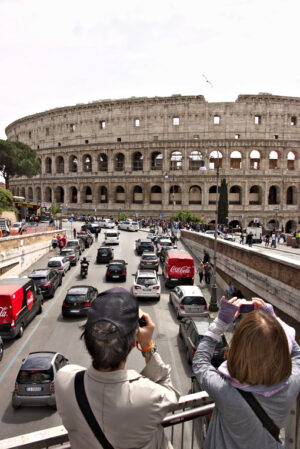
[0,227,195,440]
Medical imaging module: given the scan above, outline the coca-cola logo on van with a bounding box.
[0,306,8,318]
[27,290,34,311]
[169,265,192,275]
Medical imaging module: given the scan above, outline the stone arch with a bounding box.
[45,157,52,174]
[209,150,223,169]
[115,153,125,171]
[44,187,52,202]
[115,185,125,203]
[250,150,261,170]
[208,185,218,204]
[287,151,296,170]
[69,155,78,173]
[151,151,163,170]
[150,185,162,204]
[269,150,279,169]
[169,185,181,205]
[28,186,33,201]
[170,151,182,170]
[229,185,242,205]
[189,151,204,170]
[286,186,297,205]
[36,187,41,202]
[189,185,202,204]
[83,154,92,172]
[56,156,65,174]
[285,220,297,233]
[132,152,143,171]
[55,186,64,203]
[82,185,93,203]
[229,219,241,229]
[268,185,280,205]
[267,219,278,231]
[98,186,108,203]
[98,153,108,171]
[70,186,78,203]
[249,185,262,205]
[133,185,143,204]
[20,187,26,198]
[230,151,242,169]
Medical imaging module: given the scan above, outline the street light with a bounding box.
[200,150,220,312]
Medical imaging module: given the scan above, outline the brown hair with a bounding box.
[227,311,291,386]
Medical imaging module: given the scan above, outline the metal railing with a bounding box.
[0,391,298,449]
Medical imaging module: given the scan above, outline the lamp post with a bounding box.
[273,207,279,231]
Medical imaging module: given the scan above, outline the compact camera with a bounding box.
[239,301,255,313]
[138,316,147,327]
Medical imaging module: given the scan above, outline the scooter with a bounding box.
[80,261,89,279]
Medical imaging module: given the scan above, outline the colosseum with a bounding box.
[5,93,300,232]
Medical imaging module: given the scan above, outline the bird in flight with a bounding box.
[202,74,213,88]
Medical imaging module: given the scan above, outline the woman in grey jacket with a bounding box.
[192,298,300,449]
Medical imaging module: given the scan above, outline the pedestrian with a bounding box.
[271,231,276,248]
[61,235,67,248]
[198,261,204,284]
[51,236,58,252]
[240,232,244,245]
[55,287,179,449]
[296,230,300,248]
[95,230,99,242]
[227,281,235,299]
[204,262,211,285]
[265,233,270,247]
[73,228,77,238]
[248,232,253,247]
[192,296,300,449]
[277,231,281,244]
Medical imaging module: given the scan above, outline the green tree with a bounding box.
[173,210,203,223]
[0,140,40,189]
[218,178,228,225]
[0,188,14,208]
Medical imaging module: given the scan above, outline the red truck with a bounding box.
[163,251,194,288]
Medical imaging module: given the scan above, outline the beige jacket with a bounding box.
[56,352,180,449]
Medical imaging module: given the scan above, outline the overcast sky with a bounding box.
[1,0,300,141]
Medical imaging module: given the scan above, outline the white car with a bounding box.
[47,256,70,276]
[98,219,115,229]
[169,285,208,318]
[156,238,173,254]
[104,230,120,245]
[132,270,161,300]
[118,220,139,231]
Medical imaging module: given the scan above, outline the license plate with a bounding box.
[112,275,119,278]
[70,310,80,313]
[26,387,42,392]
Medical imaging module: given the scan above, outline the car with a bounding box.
[219,232,235,242]
[139,252,159,271]
[96,246,114,263]
[104,230,120,245]
[81,223,101,233]
[47,256,70,276]
[60,248,80,266]
[132,270,161,300]
[66,239,84,255]
[62,286,98,317]
[106,260,127,282]
[12,351,69,409]
[169,285,208,318]
[78,232,93,248]
[0,336,3,361]
[135,239,154,255]
[118,220,139,231]
[157,238,173,255]
[179,317,228,366]
[29,269,62,299]
[98,219,115,229]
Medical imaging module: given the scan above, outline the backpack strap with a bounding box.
[74,370,115,449]
[237,389,280,442]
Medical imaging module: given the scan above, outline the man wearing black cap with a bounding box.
[56,287,179,449]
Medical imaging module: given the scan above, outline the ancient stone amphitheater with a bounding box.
[5,93,300,231]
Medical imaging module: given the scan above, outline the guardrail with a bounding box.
[0,391,298,449]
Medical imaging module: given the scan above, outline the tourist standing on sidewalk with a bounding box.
[265,233,270,247]
[73,228,77,238]
[247,232,253,247]
[271,231,276,248]
[198,261,204,284]
[204,262,211,285]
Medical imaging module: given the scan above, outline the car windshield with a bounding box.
[17,369,53,384]
[48,261,61,267]
[142,255,157,260]
[136,277,156,286]
[183,296,206,305]
[65,295,87,302]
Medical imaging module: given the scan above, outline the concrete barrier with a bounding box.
[0,230,66,278]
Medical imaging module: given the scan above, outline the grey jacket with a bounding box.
[56,351,179,449]
[193,334,300,449]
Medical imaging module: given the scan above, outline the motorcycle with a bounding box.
[80,261,89,279]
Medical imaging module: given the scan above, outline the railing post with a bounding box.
[285,394,300,449]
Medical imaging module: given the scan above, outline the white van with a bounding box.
[104,230,120,245]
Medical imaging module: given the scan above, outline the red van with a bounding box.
[0,278,43,339]
[163,251,194,288]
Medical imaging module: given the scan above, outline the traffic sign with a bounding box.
[158,213,163,218]
[174,223,179,230]
[68,217,74,222]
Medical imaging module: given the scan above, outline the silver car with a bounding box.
[12,351,69,409]
[139,252,159,271]
[169,285,208,318]
[47,256,70,276]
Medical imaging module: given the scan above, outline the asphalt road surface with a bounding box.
[0,227,195,441]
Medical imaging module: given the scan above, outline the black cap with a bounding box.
[86,287,139,336]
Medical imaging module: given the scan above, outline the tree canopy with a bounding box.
[0,140,40,189]
[0,188,14,208]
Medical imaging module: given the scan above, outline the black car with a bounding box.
[96,247,114,264]
[179,317,228,367]
[135,239,154,255]
[78,232,93,248]
[60,248,79,266]
[29,269,62,299]
[62,286,98,318]
[106,260,127,282]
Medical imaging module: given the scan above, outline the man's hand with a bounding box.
[137,313,155,350]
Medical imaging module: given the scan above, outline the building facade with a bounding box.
[5,93,300,231]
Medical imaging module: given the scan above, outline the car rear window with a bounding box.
[30,277,47,283]
[109,264,123,270]
[67,242,77,247]
[142,255,157,260]
[106,233,118,237]
[65,295,87,303]
[48,261,61,267]
[183,296,206,305]
[17,369,53,383]
[137,277,156,286]
[99,249,109,255]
